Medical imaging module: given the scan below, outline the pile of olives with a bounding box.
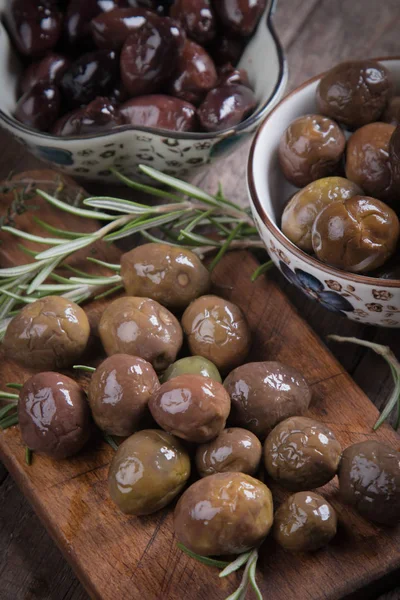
[279,59,400,278]
[6,0,264,135]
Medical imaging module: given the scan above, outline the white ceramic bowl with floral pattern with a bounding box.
[0,0,286,183]
[247,57,400,328]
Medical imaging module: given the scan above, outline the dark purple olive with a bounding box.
[6,0,63,56]
[198,83,256,132]
[213,0,266,37]
[170,0,216,44]
[15,83,60,131]
[121,94,197,131]
[110,83,130,104]
[91,8,154,49]
[209,35,245,67]
[163,17,187,51]
[20,53,70,94]
[169,39,217,106]
[52,97,125,136]
[64,0,127,47]
[133,0,172,14]
[60,50,119,108]
[218,64,251,88]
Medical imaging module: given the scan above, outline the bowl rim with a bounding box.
[247,55,400,289]
[0,0,287,142]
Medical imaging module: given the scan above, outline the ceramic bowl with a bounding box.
[247,57,400,328]
[0,0,286,184]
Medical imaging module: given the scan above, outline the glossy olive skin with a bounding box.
[198,83,256,132]
[182,295,251,373]
[316,60,393,129]
[218,64,251,88]
[169,39,217,105]
[3,296,90,370]
[224,361,312,439]
[170,0,216,44]
[160,356,221,383]
[174,472,273,556]
[382,96,400,126]
[18,372,90,459]
[264,416,342,491]
[213,0,266,37]
[99,296,183,372]
[120,94,198,131]
[6,0,63,56]
[15,83,60,131]
[279,114,346,188]
[20,53,70,94]
[209,35,244,67]
[338,441,400,525]
[281,177,362,252]
[108,429,191,515]
[312,196,400,273]
[120,243,210,309]
[149,374,230,442]
[88,354,160,436]
[91,7,153,49]
[195,427,262,477]
[52,97,125,136]
[274,492,337,552]
[64,0,126,47]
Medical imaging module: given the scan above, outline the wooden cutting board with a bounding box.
[0,171,399,600]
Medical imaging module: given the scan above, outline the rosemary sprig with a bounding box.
[25,447,33,466]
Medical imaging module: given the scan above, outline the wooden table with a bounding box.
[1,0,400,598]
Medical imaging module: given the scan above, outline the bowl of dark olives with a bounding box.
[248,57,400,327]
[0,0,286,182]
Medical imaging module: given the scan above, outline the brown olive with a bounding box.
[99,296,183,372]
[14,83,60,132]
[6,0,63,56]
[316,60,393,130]
[195,427,262,477]
[281,177,362,252]
[174,472,273,556]
[382,96,400,126]
[20,53,70,94]
[91,7,154,50]
[264,416,342,491]
[18,372,90,459]
[213,0,266,37]
[274,492,337,552]
[149,374,230,442]
[121,95,198,131]
[3,296,90,370]
[311,195,400,273]
[217,64,251,88]
[224,361,312,439]
[120,243,210,309]
[198,83,257,132]
[88,354,160,436]
[181,295,251,373]
[108,429,191,515]
[279,114,346,188]
[389,124,400,195]
[208,35,245,67]
[170,0,216,44]
[52,97,125,136]
[169,39,218,106]
[64,0,127,48]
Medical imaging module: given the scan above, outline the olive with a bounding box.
[198,83,257,132]
[169,0,216,44]
[264,416,342,491]
[281,177,362,253]
[52,97,125,136]
[120,243,210,309]
[224,361,312,439]
[88,354,160,436]
[389,125,400,195]
[108,429,190,515]
[64,0,127,48]
[91,7,154,50]
[208,35,245,67]
[195,427,262,477]
[213,0,266,37]
[20,53,70,94]
[279,114,346,188]
[99,296,183,372]
[120,95,198,131]
[3,296,90,370]
[311,195,400,273]
[174,472,273,556]
[274,492,337,552]
[6,0,63,56]
[18,372,90,459]
[160,356,221,383]
[14,83,60,132]
[169,39,218,106]
[316,60,393,130]
[110,82,130,105]
[148,374,230,442]
[217,64,251,88]
[338,440,400,525]
[181,295,251,373]
[382,96,400,126]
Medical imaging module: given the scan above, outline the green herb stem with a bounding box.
[73,365,96,373]
[25,447,33,466]
[177,543,229,568]
[102,432,119,451]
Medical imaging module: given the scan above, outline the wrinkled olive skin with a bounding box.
[15,83,60,131]
[338,441,400,525]
[316,60,393,130]
[281,177,362,252]
[209,35,244,67]
[345,123,395,201]
[88,354,160,436]
[274,491,337,552]
[312,196,400,273]
[198,83,256,132]
[149,374,230,442]
[20,53,70,94]
[182,295,251,373]
[91,7,154,49]
[160,356,221,383]
[3,296,90,370]
[99,296,183,372]
[6,0,63,56]
[170,0,216,44]
[264,416,342,491]
[174,472,273,556]
[108,429,190,515]
[218,64,251,88]
[169,39,217,105]
[224,361,312,439]
[121,94,198,131]
[64,0,127,47]
[382,96,400,126]
[213,0,266,37]
[18,372,90,459]
[279,114,346,188]
[195,427,262,477]
[52,97,125,136]
[120,243,210,309]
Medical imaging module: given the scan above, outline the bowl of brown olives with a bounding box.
[248,57,400,327]
[0,0,286,182]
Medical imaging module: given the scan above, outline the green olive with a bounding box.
[160,356,221,383]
